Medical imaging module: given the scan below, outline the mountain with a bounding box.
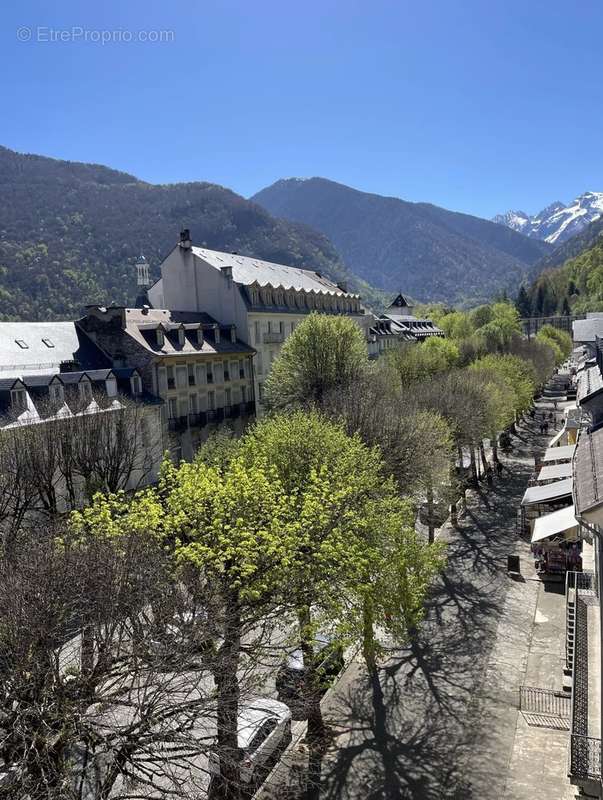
[0,146,383,321]
[494,192,603,245]
[252,178,551,306]
[524,212,603,316]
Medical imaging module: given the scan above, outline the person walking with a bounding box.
[486,464,493,487]
[496,460,504,477]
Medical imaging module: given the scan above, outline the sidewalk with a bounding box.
[258,404,574,800]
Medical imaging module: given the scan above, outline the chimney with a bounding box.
[179,229,192,250]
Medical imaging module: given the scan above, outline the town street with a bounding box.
[309,410,554,799]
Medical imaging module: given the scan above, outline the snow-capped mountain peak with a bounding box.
[493,192,603,245]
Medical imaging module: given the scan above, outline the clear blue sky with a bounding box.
[2,0,602,219]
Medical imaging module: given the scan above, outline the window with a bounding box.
[189,394,198,414]
[49,383,63,403]
[176,365,187,390]
[214,362,223,384]
[225,388,231,407]
[241,385,247,402]
[195,364,206,385]
[254,321,261,343]
[207,368,214,384]
[168,398,178,419]
[79,381,92,402]
[156,328,165,347]
[15,339,28,349]
[167,365,175,390]
[224,363,230,382]
[106,377,118,397]
[208,391,215,410]
[257,352,263,375]
[239,360,246,379]
[11,388,26,409]
[41,338,54,348]
[130,375,142,396]
[279,321,284,334]
[188,364,196,386]
[247,718,278,754]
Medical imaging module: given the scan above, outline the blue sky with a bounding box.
[2,0,602,219]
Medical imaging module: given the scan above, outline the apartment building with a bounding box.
[78,305,256,460]
[147,230,371,408]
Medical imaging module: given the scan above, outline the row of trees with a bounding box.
[0,407,442,799]
[0,302,570,799]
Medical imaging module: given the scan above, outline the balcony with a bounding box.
[168,415,188,433]
[188,412,207,428]
[566,568,602,792]
[263,332,284,344]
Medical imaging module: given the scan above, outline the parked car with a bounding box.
[209,697,292,786]
[276,634,344,706]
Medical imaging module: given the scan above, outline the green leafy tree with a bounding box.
[263,313,369,411]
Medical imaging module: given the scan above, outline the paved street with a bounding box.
[310,410,557,800]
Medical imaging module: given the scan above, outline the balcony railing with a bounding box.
[168,415,188,433]
[570,734,601,781]
[263,332,284,344]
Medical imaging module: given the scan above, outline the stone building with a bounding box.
[78,305,256,461]
[148,230,371,408]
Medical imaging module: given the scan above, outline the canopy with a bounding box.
[542,444,576,463]
[521,477,573,507]
[531,504,579,543]
[537,462,573,482]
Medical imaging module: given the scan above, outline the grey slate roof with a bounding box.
[191,247,354,296]
[0,322,110,377]
[573,318,603,343]
[577,365,603,403]
[574,427,603,515]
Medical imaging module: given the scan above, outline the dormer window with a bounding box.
[177,328,185,347]
[79,380,92,402]
[131,375,142,396]
[15,339,28,349]
[156,328,165,347]
[49,383,64,403]
[214,327,221,345]
[197,328,204,347]
[11,388,26,409]
[106,376,118,397]
[42,338,55,348]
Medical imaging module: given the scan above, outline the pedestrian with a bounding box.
[496,460,504,477]
[486,465,493,487]
[548,411,554,422]
[544,421,549,435]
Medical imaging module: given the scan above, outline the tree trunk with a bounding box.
[479,441,488,472]
[426,484,435,544]
[492,432,499,464]
[210,588,242,800]
[362,596,377,675]
[469,445,478,487]
[298,605,325,744]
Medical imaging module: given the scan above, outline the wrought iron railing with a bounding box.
[570,734,602,781]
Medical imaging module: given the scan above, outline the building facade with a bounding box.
[78,305,256,461]
[148,231,372,407]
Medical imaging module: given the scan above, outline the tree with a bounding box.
[515,284,531,318]
[470,354,536,419]
[536,324,572,363]
[383,337,459,386]
[239,412,442,734]
[0,515,222,800]
[263,313,369,411]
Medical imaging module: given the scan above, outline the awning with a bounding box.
[542,444,576,462]
[531,504,579,543]
[548,429,565,448]
[536,462,573,482]
[521,477,573,506]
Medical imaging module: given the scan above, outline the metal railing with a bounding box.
[570,734,602,781]
[263,332,284,344]
[519,686,571,718]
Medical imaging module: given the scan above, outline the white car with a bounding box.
[209,697,292,785]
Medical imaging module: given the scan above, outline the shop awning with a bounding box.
[521,477,573,506]
[542,444,576,463]
[547,429,565,448]
[536,462,574,482]
[531,504,579,543]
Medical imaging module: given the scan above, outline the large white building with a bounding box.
[148,230,371,406]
